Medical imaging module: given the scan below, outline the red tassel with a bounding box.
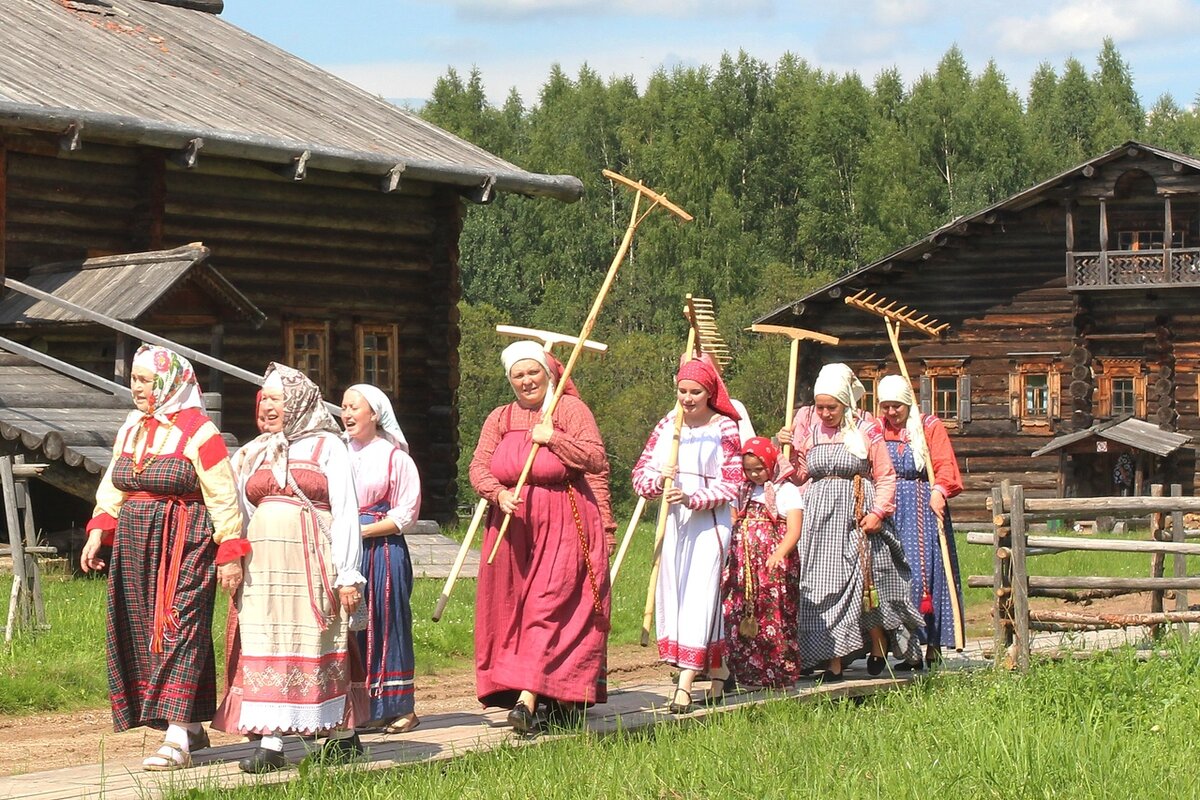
[919,589,934,615]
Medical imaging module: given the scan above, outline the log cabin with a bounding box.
[756,142,1200,523]
[0,0,583,530]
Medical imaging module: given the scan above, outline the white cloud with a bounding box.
[991,0,1194,55]
[871,0,934,26]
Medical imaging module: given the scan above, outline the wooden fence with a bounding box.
[967,483,1200,671]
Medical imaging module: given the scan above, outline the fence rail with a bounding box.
[970,483,1192,671]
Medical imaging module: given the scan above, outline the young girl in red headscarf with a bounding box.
[633,357,743,713]
[722,437,804,688]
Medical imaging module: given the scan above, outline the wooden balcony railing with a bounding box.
[1068,247,1200,289]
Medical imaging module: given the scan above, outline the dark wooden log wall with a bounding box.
[0,134,463,520]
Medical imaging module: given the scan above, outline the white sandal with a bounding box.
[142,741,192,772]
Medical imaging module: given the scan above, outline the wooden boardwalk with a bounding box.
[0,664,937,800]
[406,521,478,579]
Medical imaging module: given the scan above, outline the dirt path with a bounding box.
[0,645,669,777]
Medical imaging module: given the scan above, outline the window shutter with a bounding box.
[958,374,972,423]
[919,375,932,416]
[1049,371,1061,419]
[1009,372,1020,418]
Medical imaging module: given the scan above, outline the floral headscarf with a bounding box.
[236,363,341,487]
[737,436,795,521]
[130,344,204,422]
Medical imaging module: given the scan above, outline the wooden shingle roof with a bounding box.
[1031,416,1193,459]
[0,0,583,202]
[0,244,265,327]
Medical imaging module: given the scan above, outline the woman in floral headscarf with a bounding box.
[81,345,242,772]
[212,363,366,774]
[632,357,743,713]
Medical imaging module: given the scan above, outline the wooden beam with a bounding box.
[59,122,82,153]
[169,137,204,170]
[0,142,5,286]
[381,163,405,193]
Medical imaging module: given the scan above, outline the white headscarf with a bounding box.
[500,340,556,412]
[812,362,868,459]
[346,383,409,452]
[878,374,928,471]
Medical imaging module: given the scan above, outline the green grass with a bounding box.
[164,640,1200,800]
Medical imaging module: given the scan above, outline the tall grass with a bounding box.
[166,641,1200,800]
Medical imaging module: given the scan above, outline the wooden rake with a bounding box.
[431,324,607,622]
[486,171,692,565]
[745,323,840,462]
[610,295,724,586]
[842,289,964,650]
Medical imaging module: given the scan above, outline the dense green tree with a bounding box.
[1092,37,1143,148]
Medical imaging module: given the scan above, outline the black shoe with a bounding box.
[894,660,924,672]
[238,746,287,774]
[867,655,885,676]
[507,702,540,734]
[319,733,364,762]
[818,669,844,684]
[668,687,693,714]
[187,727,211,753]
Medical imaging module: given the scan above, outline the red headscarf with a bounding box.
[740,436,778,472]
[545,352,581,399]
[675,356,740,420]
[736,436,794,522]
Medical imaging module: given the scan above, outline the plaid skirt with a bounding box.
[107,455,217,732]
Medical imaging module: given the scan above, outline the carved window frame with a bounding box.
[919,359,970,429]
[1094,359,1147,419]
[1009,360,1061,430]
[355,322,401,396]
[283,319,331,395]
[854,364,885,416]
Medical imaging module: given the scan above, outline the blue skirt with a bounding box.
[356,510,416,720]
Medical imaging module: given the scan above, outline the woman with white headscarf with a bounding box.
[212,363,366,774]
[877,374,964,668]
[341,383,422,733]
[81,344,242,771]
[791,363,921,681]
[469,341,611,734]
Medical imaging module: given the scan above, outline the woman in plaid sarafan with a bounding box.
[788,364,922,682]
[82,345,243,772]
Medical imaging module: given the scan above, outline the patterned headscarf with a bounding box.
[812,362,867,459]
[676,356,741,420]
[236,363,341,487]
[878,374,928,471]
[346,383,410,452]
[130,344,204,422]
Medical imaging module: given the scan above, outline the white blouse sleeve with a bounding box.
[319,434,366,587]
[775,481,805,515]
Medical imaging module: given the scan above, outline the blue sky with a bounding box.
[223,0,1200,109]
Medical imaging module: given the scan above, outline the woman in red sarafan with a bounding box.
[470,341,612,734]
[722,437,805,689]
[81,344,243,772]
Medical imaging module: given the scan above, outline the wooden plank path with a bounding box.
[405,521,478,579]
[0,664,942,800]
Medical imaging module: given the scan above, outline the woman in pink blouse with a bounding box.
[469,341,611,734]
[342,383,422,734]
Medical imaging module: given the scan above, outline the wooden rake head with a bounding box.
[495,324,608,354]
[746,323,840,346]
[685,295,731,368]
[602,170,693,223]
[843,289,949,338]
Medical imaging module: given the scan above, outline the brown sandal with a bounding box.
[142,742,191,772]
[384,715,421,734]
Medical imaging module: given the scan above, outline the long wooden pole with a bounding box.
[431,498,487,621]
[641,328,697,646]
[487,175,691,564]
[885,319,965,650]
[782,337,800,462]
[609,496,646,584]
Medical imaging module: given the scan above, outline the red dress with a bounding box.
[470,396,611,708]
